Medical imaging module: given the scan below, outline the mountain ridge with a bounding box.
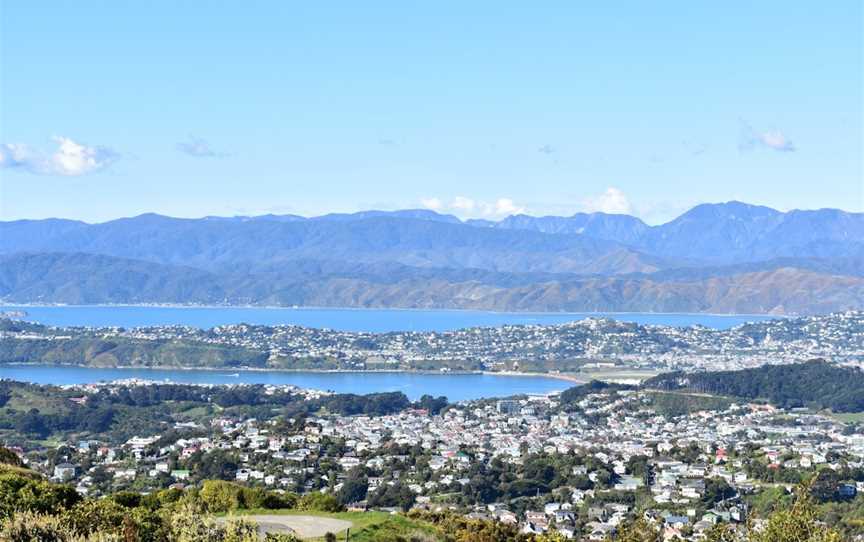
[1,201,861,314]
[1,252,861,315]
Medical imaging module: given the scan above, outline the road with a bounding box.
[219,514,353,539]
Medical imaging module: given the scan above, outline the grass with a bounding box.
[578,368,660,383]
[825,411,864,423]
[227,509,441,541]
[0,463,44,480]
[7,387,71,414]
[645,390,734,417]
[175,404,214,421]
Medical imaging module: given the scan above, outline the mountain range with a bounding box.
[1,202,862,314]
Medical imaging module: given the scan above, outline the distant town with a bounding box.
[2,311,862,375]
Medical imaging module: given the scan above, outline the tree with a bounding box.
[0,447,23,468]
[0,473,81,520]
[188,449,238,481]
[704,477,736,505]
[337,468,368,505]
[417,395,448,415]
[199,480,241,513]
[610,518,660,542]
[704,523,740,542]
[296,492,343,513]
[367,482,415,511]
[15,409,49,438]
[748,483,843,542]
[61,498,126,537]
[809,469,843,503]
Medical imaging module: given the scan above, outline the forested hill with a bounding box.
[642,360,864,412]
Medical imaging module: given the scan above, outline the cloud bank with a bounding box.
[0,137,118,176]
[581,187,633,214]
[421,196,526,218]
[421,187,636,220]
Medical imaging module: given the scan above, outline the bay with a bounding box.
[0,365,572,402]
[0,305,776,332]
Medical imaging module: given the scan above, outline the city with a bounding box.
[1,374,862,540]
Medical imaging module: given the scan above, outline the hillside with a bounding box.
[1,252,861,314]
[1,202,862,314]
[0,332,268,368]
[643,360,864,412]
[3,312,861,372]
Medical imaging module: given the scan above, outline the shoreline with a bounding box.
[1,362,584,382]
[0,302,783,319]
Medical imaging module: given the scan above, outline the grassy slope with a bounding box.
[645,390,734,417]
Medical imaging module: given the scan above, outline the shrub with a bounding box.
[296,492,343,513]
[0,447,23,468]
[167,501,261,542]
[0,510,85,542]
[0,473,81,520]
[199,480,241,513]
[62,498,126,537]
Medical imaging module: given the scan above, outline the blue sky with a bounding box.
[1,1,861,224]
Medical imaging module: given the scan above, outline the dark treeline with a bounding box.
[0,381,424,440]
[558,380,634,408]
[643,360,864,412]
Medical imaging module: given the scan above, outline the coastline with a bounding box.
[1,362,582,382]
[0,302,782,319]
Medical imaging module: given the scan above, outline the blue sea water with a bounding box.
[0,305,776,399]
[0,365,571,402]
[0,305,776,332]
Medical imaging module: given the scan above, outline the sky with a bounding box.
[0,1,862,225]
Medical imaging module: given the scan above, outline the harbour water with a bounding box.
[0,365,573,402]
[0,305,777,399]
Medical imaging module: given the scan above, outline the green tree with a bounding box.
[296,492,343,513]
[610,518,660,542]
[61,498,126,537]
[0,447,23,468]
[749,483,843,542]
[0,473,81,520]
[337,467,369,505]
[199,480,241,513]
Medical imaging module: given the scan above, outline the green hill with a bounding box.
[643,360,864,412]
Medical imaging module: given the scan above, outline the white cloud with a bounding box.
[450,196,477,212]
[421,196,526,218]
[494,198,522,215]
[420,197,442,211]
[0,144,33,169]
[582,187,633,214]
[739,121,796,152]
[0,136,118,176]
[176,136,228,158]
[758,131,795,152]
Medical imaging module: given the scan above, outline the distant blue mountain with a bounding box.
[474,201,863,264]
[0,214,665,274]
[480,212,649,246]
[1,202,861,313]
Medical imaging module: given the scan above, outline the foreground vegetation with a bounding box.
[0,463,848,542]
